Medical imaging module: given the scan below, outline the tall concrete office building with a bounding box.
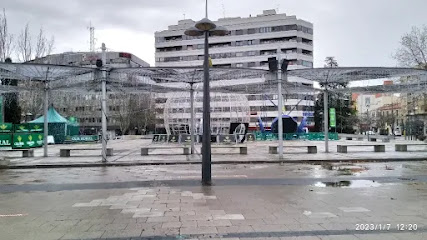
[154,9,314,132]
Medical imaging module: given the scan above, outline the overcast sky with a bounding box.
[2,0,427,67]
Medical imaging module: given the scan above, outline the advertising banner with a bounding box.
[12,133,30,149]
[0,134,12,147]
[0,123,13,133]
[29,123,44,132]
[14,123,30,133]
[329,108,336,128]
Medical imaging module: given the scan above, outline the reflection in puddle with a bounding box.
[313,180,382,188]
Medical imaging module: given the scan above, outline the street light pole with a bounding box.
[201,31,211,184]
[101,43,108,162]
[324,89,329,153]
[184,3,227,185]
[277,48,283,159]
[190,84,195,154]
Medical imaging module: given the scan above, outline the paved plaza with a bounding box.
[1,137,426,168]
[0,161,427,239]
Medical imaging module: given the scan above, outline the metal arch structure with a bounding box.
[288,67,427,86]
[286,67,427,153]
[1,62,427,160]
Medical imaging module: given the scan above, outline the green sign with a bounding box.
[0,123,13,133]
[329,108,336,128]
[0,134,12,147]
[0,95,3,123]
[29,123,44,132]
[26,134,36,148]
[35,133,44,147]
[65,135,98,143]
[12,133,29,149]
[14,123,29,133]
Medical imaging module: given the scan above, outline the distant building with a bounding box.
[353,81,405,134]
[21,52,151,135]
[154,9,315,132]
[28,51,149,68]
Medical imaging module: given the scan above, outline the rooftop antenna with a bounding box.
[88,22,95,52]
[222,3,226,18]
[183,13,186,19]
[276,4,280,13]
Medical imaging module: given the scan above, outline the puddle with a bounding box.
[322,163,369,176]
[313,180,382,188]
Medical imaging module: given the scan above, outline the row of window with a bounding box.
[159,57,313,68]
[79,117,101,123]
[251,116,314,123]
[72,106,122,112]
[157,105,314,114]
[156,37,313,53]
[156,24,313,43]
[250,106,314,111]
[155,94,314,105]
[247,94,315,101]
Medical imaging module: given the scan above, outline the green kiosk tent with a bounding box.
[30,107,79,144]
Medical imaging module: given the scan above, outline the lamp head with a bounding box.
[211,26,228,36]
[195,18,216,31]
[184,27,204,36]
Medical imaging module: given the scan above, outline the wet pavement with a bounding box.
[0,162,427,239]
[1,137,427,168]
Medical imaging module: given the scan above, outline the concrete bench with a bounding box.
[337,144,385,153]
[210,145,247,155]
[269,145,317,154]
[0,149,34,157]
[60,148,113,157]
[395,144,427,152]
[141,146,189,156]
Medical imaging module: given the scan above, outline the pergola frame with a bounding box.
[0,61,426,160]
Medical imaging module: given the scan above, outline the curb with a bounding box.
[1,157,426,169]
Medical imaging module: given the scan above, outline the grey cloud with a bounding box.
[2,0,427,66]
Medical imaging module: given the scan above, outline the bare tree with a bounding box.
[16,23,55,62]
[129,94,156,134]
[0,8,13,61]
[17,23,32,62]
[394,25,427,69]
[324,56,338,68]
[35,27,54,59]
[116,95,132,134]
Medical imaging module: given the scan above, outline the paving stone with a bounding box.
[216,225,255,233]
[251,224,289,232]
[162,222,182,228]
[180,226,218,235]
[231,219,266,226]
[181,220,198,227]
[60,230,105,239]
[338,207,371,213]
[354,234,401,240]
[110,204,137,210]
[146,216,179,223]
[165,211,196,217]
[132,211,164,218]
[197,219,232,227]
[72,202,100,207]
[121,208,151,214]
[181,214,213,221]
[280,237,321,240]
[101,229,142,238]
[213,214,245,220]
[89,222,128,231]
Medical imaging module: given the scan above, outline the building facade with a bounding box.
[353,81,405,135]
[21,52,152,135]
[154,9,315,132]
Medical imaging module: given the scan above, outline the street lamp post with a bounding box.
[184,4,227,185]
